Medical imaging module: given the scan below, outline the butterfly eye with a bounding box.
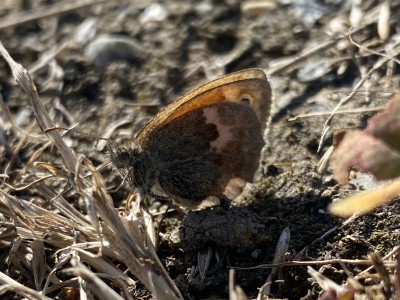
[117,148,132,164]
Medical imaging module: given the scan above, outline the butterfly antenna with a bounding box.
[45,125,112,145]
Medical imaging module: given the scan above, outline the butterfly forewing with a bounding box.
[135,69,271,147]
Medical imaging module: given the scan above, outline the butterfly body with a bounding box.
[109,69,271,208]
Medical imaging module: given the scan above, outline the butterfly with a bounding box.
[108,69,272,208]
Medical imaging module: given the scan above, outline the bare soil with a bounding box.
[0,1,399,299]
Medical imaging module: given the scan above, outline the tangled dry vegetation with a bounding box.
[0,1,400,299]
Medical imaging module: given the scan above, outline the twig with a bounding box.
[289,106,384,121]
[268,38,341,75]
[355,246,400,279]
[0,0,110,30]
[232,258,396,270]
[348,28,400,65]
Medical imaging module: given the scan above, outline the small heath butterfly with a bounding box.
[108,69,271,208]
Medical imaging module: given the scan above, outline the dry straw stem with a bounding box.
[238,246,400,298]
[0,0,110,30]
[0,41,77,173]
[0,42,182,299]
[267,2,395,77]
[229,269,248,300]
[0,271,52,300]
[355,246,400,280]
[234,257,397,270]
[288,106,384,122]
[63,257,126,300]
[328,176,400,217]
[237,248,399,298]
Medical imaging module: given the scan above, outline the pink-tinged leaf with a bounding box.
[329,93,400,217]
[331,130,400,184]
[365,94,400,150]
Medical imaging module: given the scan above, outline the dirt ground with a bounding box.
[0,1,399,299]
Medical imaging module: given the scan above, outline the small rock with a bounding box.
[84,34,146,70]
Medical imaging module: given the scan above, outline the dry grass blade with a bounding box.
[0,191,96,247]
[396,252,400,299]
[0,41,182,298]
[329,177,400,217]
[368,253,393,298]
[0,271,52,299]
[0,41,77,173]
[83,157,183,299]
[229,269,248,300]
[64,258,125,300]
[234,258,396,270]
[32,240,47,291]
[288,106,384,121]
[258,226,290,298]
[0,0,399,297]
[378,1,391,41]
[0,0,110,30]
[0,93,13,128]
[66,248,135,285]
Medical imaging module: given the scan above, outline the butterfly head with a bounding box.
[107,141,155,194]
